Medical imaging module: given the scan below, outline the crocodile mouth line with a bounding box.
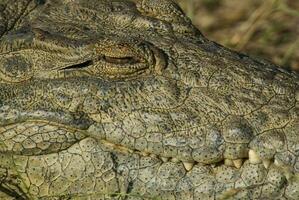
[0,120,274,173]
[99,139,272,172]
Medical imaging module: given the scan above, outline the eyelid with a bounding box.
[101,55,140,65]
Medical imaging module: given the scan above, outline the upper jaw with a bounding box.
[0,107,296,173]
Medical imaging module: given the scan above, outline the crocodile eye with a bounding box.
[90,42,153,79]
[60,53,149,79]
[102,55,140,65]
[96,58,148,77]
[39,41,166,80]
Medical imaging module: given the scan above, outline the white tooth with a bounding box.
[183,162,194,171]
[141,152,150,156]
[161,157,169,162]
[150,154,158,159]
[249,150,261,164]
[274,159,283,166]
[171,157,180,163]
[233,159,243,169]
[224,159,234,167]
[263,159,271,169]
[128,149,134,153]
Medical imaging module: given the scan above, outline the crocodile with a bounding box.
[0,0,298,199]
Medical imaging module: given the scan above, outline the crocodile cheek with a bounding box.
[81,78,190,124]
[0,122,86,156]
[222,116,254,160]
[0,54,33,83]
[6,138,121,198]
[2,138,187,199]
[87,117,226,164]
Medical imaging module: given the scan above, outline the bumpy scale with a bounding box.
[0,0,298,199]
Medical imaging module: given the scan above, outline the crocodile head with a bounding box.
[0,0,299,199]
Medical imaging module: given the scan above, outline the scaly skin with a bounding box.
[0,0,298,199]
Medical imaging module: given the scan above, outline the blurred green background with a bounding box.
[177,0,299,72]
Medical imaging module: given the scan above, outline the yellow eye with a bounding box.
[59,41,157,79]
[1,38,166,81]
[102,55,139,65]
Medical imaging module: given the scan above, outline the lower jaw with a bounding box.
[1,137,294,200]
[0,119,296,199]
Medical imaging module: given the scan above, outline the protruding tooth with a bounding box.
[150,154,158,159]
[263,159,271,169]
[128,149,134,154]
[160,157,169,162]
[233,159,243,169]
[171,157,180,163]
[224,159,234,167]
[140,152,150,157]
[249,150,261,164]
[183,162,194,171]
[274,159,283,167]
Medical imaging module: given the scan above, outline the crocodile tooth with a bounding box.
[233,159,243,169]
[140,152,150,156]
[224,159,234,167]
[274,159,283,166]
[249,150,261,164]
[183,162,194,171]
[150,154,158,159]
[160,156,169,162]
[263,159,271,169]
[171,157,180,163]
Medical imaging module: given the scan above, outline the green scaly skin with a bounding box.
[0,0,298,199]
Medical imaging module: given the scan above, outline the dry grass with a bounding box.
[177,0,299,72]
